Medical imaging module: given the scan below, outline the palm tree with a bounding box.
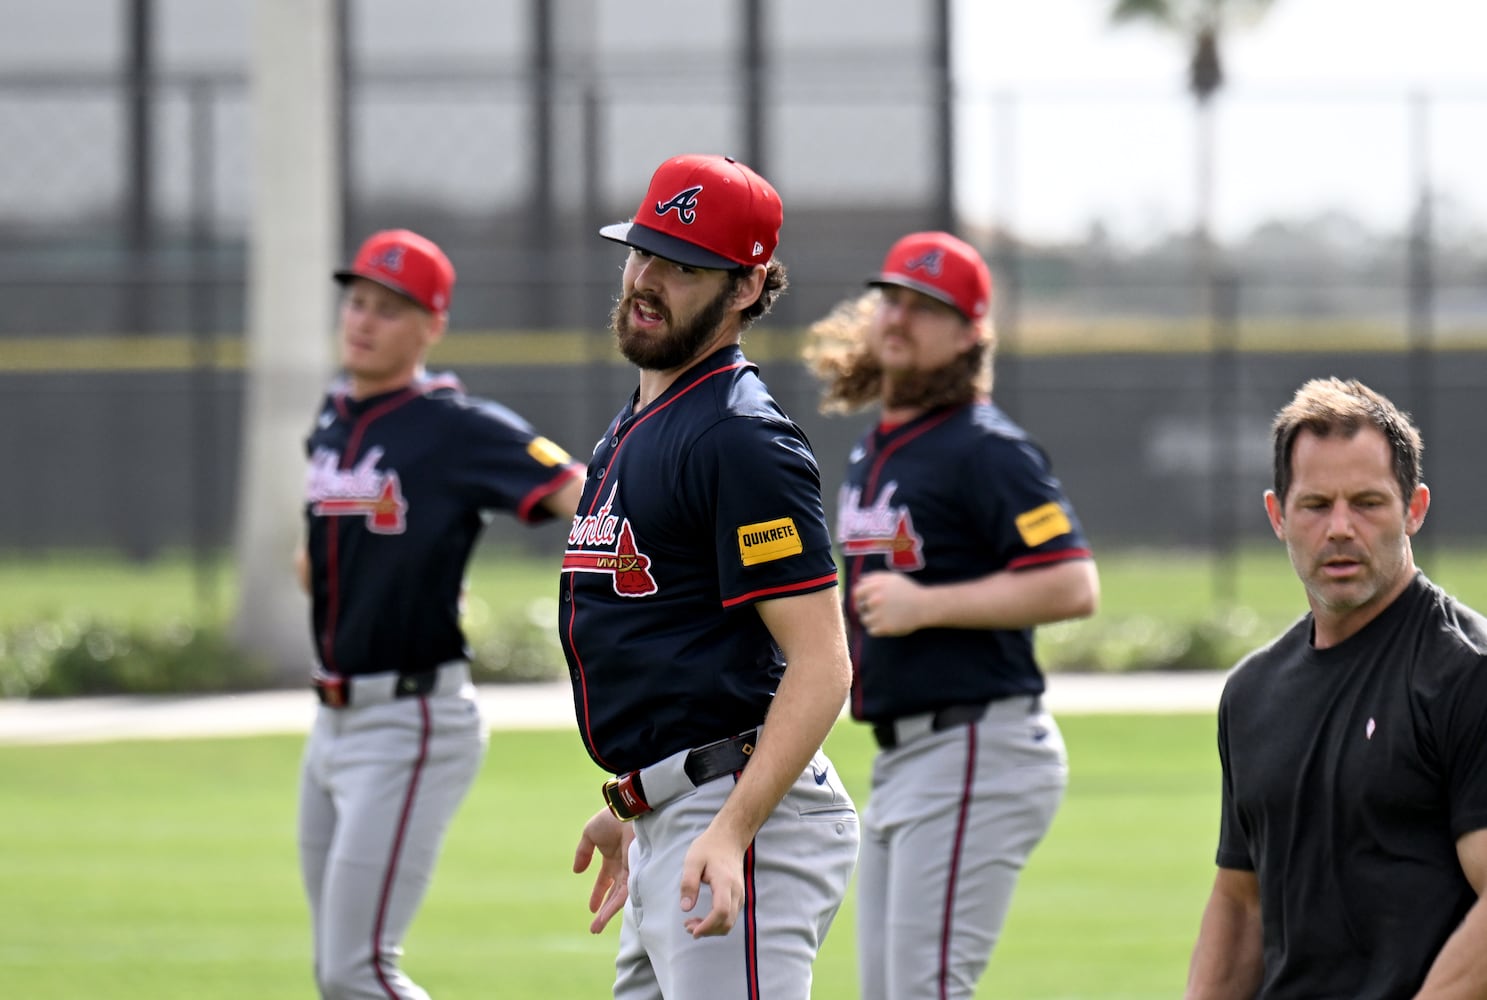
[1107,0,1277,275]
[1107,1,1277,609]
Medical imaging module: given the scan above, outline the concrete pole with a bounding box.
[233,0,339,679]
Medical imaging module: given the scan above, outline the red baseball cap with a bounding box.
[869,231,992,321]
[600,154,783,269]
[334,229,455,313]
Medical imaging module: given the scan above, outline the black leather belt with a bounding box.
[603,730,758,821]
[312,668,441,708]
[872,702,992,750]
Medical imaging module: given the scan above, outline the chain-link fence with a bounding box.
[2,66,1485,571]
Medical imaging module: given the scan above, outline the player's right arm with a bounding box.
[1183,867,1264,999]
[854,557,1098,637]
[573,807,635,935]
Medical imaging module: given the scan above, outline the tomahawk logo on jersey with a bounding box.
[563,483,659,596]
[836,482,925,571]
[306,446,408,534]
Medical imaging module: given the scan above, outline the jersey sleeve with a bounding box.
[682,415,839,608]
[965,434,1091,571]
[456,399,582,524]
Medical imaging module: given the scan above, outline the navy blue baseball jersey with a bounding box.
[560,345,840,775]
[304,372,582,677]
[836,401,1092,721]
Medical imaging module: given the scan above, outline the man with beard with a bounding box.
[1184,378,1487,999]
[803,230,1099,1000]
[562,153,859,1000]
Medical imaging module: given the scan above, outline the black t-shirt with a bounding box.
[1217,573,1487,998]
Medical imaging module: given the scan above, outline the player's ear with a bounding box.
[425,309,448,347]
[729,265,767,312]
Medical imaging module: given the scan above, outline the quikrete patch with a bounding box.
[1015,502,1072,548]
[737,517,803,566]
[527,436,574,467]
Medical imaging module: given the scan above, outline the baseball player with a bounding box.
[563,153,860,999]
[297,228,584,999]
[804,231,1100,999]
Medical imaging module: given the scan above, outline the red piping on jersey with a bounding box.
[320,387,420,670]
[721,571,839,609]
[565,361,750,771]
[1009,547,1092,571]
[742,817,761,999]
[516,463,584,523]
[371,696,432,998]
[846,406,962,718]
[939,724,979,1000]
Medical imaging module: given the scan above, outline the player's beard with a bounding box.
[610,282,735,371]
[881,346,986,410]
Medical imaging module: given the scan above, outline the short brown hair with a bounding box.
[1271,377,1423,504]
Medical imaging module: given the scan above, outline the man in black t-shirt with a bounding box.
[1185,377,1487,999]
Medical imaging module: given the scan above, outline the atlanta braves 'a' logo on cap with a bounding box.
[371,245,406,273]
[903,248,945,277]
[563,484,659,596]
[655,185,703,226]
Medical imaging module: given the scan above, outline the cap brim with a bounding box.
[868,274,968,319]
[599,221,739,270]
[333,269,432,311]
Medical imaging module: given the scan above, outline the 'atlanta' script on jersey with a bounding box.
[306,446,408,534]
[563,483,658,596]
[836,482,925,571]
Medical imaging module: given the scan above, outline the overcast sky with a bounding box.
[954,0,1487,243]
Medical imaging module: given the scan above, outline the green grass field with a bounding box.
[0,714,1219,999]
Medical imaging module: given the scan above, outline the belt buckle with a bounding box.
[602,772,651,822]
[313,671,349,708]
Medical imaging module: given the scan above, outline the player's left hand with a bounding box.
[854,570,925,637]
[679,824,747,937]
[573,808,634,934]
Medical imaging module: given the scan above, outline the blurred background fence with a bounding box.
[1,0,1485,581]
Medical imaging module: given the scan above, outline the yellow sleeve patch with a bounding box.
[1015,502,1072,548]
[527,436,572,467]
[737,517,804,566]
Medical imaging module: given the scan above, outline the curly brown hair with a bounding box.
[732,259,789,329]
[803,289,994,414]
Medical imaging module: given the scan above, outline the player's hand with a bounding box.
[854,571,925,637]
[573,808,634,934]
[679,823,748,937]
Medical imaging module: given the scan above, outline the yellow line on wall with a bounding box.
[0,323,1481,374]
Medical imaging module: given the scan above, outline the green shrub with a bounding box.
[0,619,276,699]
[467,597,568,684]
[1041,606,1286,674]
[0,602,1295,699]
